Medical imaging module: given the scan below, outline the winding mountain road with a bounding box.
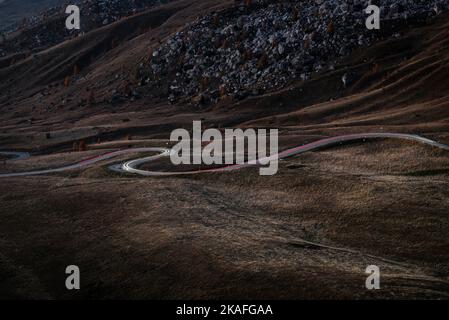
[1,133,448,178]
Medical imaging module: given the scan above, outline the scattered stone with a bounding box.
[138,0,448,104]
[0,0,174,57]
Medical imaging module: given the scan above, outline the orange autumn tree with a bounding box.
[78,140,86,152]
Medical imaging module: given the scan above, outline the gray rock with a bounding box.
[140,0,449,104]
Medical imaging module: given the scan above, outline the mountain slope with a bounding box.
[0,0,448,150]
[0,0,62,30]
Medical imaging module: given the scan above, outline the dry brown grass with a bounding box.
[1,139,448,299]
